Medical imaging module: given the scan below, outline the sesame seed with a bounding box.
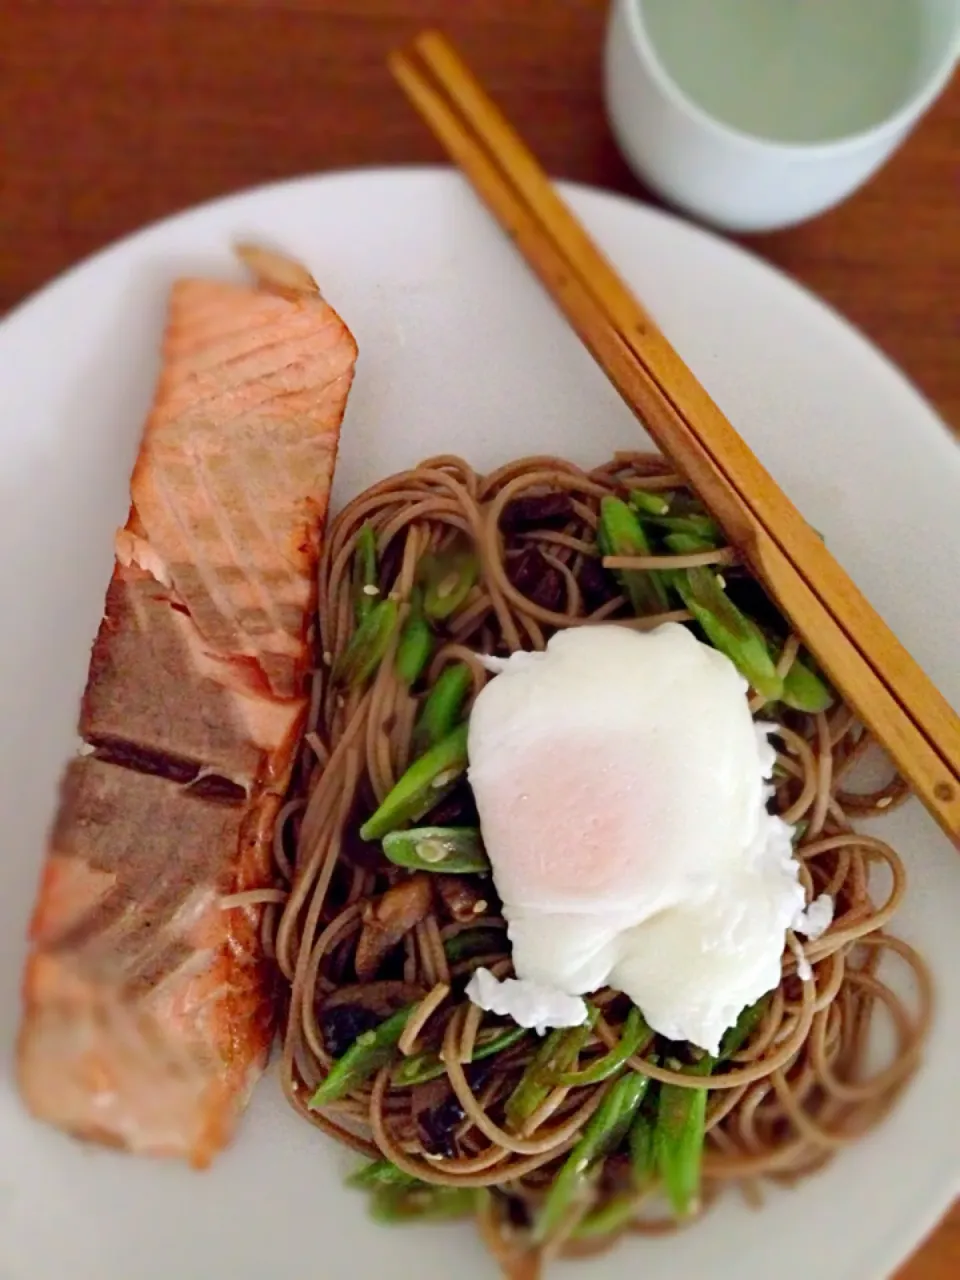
[415,838,449,864]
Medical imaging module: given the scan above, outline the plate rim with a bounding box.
[1,163,957,1280]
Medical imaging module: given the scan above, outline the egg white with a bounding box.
[466,622,814,1055]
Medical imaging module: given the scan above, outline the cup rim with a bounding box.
[621,0,960,155]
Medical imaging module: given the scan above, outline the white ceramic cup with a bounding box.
[604,0,960,233]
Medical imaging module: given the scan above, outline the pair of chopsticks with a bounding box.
[389,30,960,848]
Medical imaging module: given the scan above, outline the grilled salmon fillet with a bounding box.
[18,252,358,1166]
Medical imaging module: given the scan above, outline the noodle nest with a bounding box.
[256,454,929,1277]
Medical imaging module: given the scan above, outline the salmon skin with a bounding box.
[18,251,358,1166]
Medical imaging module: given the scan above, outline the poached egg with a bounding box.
[465,622,826,1054]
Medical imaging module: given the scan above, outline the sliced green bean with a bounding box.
[419,546,479,621]
[310,1004,415,1106]
[348,1159,422,1191]
[359,723,470,842]
[412,663,472,756]
[671,567,783,701]
[572,1104,659,1239]
[353,522,379,622]
[651,1000,772,1221]
[505,1029,568,1130]
[396,587,434,685]
[654,1055,712,1219]
[656,528,833,712]
[549,1006,651,1086]
[534,1072,649,1243]
[599,496,670,614]
[628,488,671,516]
[382,825,489,875]
[649,512,722,542]
[370,1185,483,1223]
[392,1024,528,1087]
[333,598,400,690]
[348,1157,483,1224]
[639,530,783,701]
[629,1107,656,1187]
[719,994,770,1060]
[781,653,834,712]
[572,1192,641,1240]
[663,530,717,555]
[505,1007,599,1129]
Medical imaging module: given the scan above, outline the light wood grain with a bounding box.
[0,2,956,1275]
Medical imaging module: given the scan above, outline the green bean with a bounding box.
[781,653,834,712]
[629,1107,656,1186]
[359,724,470,842]
[719,994,770,1060]
[504,1008,599,1129]
[663,530,716,555]
[572,1193,641,1240]
[548,1006,651,1086]
[654,1055,712,1218]
[412,663,472,756]
[310,1004,415,1106]
[505,1029,569,1129]
[650,1000,772,1220]
[443,926,506,963]
[382,825,489,874]
[657,528,833,712]
[370,1185,483,1223]
[671,567,783,701]
[599,496,670,614]
[348,1159,421,1191]
[419,546,479,621]
[572,1104,658,1239]
[333,598,400,690]
[395,587,434,685]
[628,488,671,516]
[534,1072,649,1243]
[655,523,833,713]
[392,1024,528,1087]
[348,1157,479,1226]
[353,522,379,622]
[643,496,829,706]
[791,819,810,848]
[635,523,783,700]
[651,512,722,542]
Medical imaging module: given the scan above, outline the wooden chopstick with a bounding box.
[408,30,960,785]
[389,34,960,847]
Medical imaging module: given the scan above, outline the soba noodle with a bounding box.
[263,454,930,1278]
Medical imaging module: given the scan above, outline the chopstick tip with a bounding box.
[414,28,447,56]
[387,46,421,95]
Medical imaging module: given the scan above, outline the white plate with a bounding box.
[0,168,958,1280]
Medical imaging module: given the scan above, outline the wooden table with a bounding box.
[1,2,957,1275]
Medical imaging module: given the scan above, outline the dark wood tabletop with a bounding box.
[2,2,957,1275]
